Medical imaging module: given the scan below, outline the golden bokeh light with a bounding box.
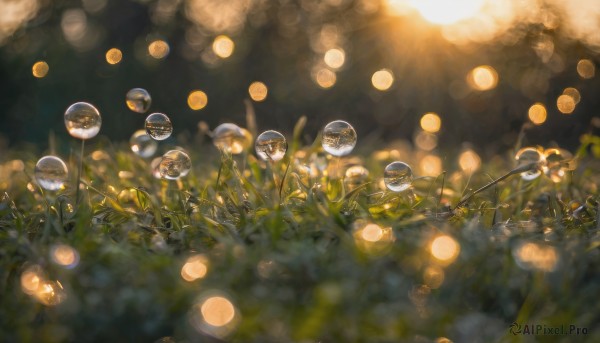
[467,65,498,91]
[556,94,576,114]
[181,254,209,282]
[419,154,442,176]
[324,48,346,69]
[414,131,438,151]
[201,296,236,327]
[188,90,208,110]
[577,59,595,79]
[51,244,80,269]
[528,103,547,125]
[562,87,580,104]
[423,265,445,289]
[404,0,485,25]
[430,235,460,263]
[212,35,235,59]
[105,48,123,65]
[371,69,394,91]
[248,81,268,102]
[148,40,170,59]
[361,223,384,242]
[420,112,442,133]
[34,280,66,306]
[21,265,43,295]
[458,149,481,172]
[513,242,558,272]
[32,61,49,78]
[314,68,337,89]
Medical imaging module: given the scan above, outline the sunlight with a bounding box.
[407,0,485,25]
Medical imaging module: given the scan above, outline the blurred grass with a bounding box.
[0,125,599,342]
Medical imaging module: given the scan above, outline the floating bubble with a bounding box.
[515,147,545,181]
[35,156,69,191]
[213,123,246,154]
[159,150,192,180]
[126,88,152,113]
[384,161,413,192]
[64,102,101,139]
[255,130,287,162]
[145,113,173,140]
[543,148,573,183]
[322,120,357,156]
[130,129,158,158]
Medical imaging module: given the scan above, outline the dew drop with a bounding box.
[34,156,69,191]
[145,113,173,140]
[130,129,158,158]
[255,130,287,162]
[159,150,192,180]
[213,123,245,154]
[384,161,413,192]
[126,88,152,113]
[64,102,101,140]
[515,147,544,181]
[322,120,357,156]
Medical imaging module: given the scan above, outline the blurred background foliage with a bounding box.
[0,0,599,155]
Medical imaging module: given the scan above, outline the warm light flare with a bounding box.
[458,149,481,172]
[51,244,80,269]
[557,94,576,114]
[528,103,547,125]
[430,235,460,263]
[324,48,346,69]
[213,35,234,58]
[148,40,170,59]
[467,65,498,91]
[188,90,208,110]
[513,242,558,272]
[32,61,49,78]
[248,81,268,102]
[105,48,122,65]
[371,69,394,91]
[181,255,209,282]
[201,296,236,327]
[420,113,441,133]
[407,0,486,25]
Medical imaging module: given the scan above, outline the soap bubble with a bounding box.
[384,161,413,192]
[159,150,192,180]
[126,88,152,113]
[213,123,245,154]
[145,113,173,140]
[515,147,544,181]
[64,102,102,140]
[35,156,69,191]
[255,130,287,161]
[543,148,573,183]
[130,130,158,158]
[322,120,357,156]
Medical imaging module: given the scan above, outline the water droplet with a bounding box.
[130,129,158,158]
[213,123,245,154]
[543,148,572,183]
[322,120,357,156]
[159,150,192,180]
[126,88,151,113]
[64,102,101,140]
[255,130,287,161]
[384,161,413,192]
[145,113,173,140]
[344,165,369,189]
[515,147,544,181]
[35,156,69,191]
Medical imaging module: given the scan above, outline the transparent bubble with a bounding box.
[159,150,192,180]
[543,148,573,183]
[213,123,245,154]
[64,102,101,140]
[255,130,287,161]
[145,113,173,141]
[384,161,413,192]
[130,129,158,158]
[515,147,544,181]
[322,120,357,156]
[35,156,69,191]
[126,88,151,113]
[344,165,369,189]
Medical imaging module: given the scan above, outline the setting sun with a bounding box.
[406,0,485,25]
